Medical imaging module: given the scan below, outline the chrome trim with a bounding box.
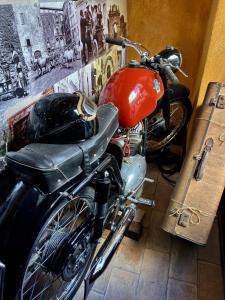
[0,262,5,300]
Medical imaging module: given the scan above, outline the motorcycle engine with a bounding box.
[115,122,147,198]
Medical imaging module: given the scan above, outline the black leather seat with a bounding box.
[6,104,118,194]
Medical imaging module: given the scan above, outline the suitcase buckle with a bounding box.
[209,97,217,106]
[217,95,225,109]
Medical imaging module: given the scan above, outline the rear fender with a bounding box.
[0,180,79,299]
[0,182,48,254]
[0,168,16,205]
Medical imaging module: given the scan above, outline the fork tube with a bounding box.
[161,74,171,129]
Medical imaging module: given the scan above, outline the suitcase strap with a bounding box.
[194,137,214,181]
[169,199,215,228]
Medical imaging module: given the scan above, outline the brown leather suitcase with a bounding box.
[162,82,225,245]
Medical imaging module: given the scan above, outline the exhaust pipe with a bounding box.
[84,204,136,299]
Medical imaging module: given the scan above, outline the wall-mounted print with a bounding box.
[54,62,93,97]
[107,0,127,39]
[76,0,107,65]
[54,71,81,94]
[0,0,127,165]
[92,46,118,99]
[54,45,119,102]
[0,0,108,125]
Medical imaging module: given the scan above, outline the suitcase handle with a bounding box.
[194,138,214,181]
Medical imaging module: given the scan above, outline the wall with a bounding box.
[192,0,225,108]
[127,0,212,102]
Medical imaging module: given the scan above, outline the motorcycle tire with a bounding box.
[146,97,192,155]
[3,191,96,300]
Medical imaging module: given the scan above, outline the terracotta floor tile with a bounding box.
[169,237,197,284]
[104,267,139,300]
[146,163,160,182]
[142,180,157,197]
[157,171,180,186]
[167,279,197,300]
[146,211,171,253]
[197,261,223,284]
[74,285,104,300]
[198,220,221,265]
[141,206,153,228]
[75,162,224,300]
[141,248,170,284]
[93,255,116,294]
[113,230,147,273]
[87,291,104,300]
[136,275,167,300]
[198,261,224,300]
[151,209,166,227]
[142,162,159,197]
[154,181,173,212]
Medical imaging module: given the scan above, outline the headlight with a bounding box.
[159,46,182,72]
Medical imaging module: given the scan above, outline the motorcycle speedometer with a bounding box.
[158,46,182,72]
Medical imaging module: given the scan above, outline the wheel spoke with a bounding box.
[147,102,186,151]
[21,197,92,299]
[69,203,86,233]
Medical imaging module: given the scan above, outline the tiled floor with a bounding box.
[75,164,224,300]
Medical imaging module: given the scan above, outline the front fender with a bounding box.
[168,83,190,100]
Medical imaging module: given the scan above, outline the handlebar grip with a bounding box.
[163,65,179,85]
[105,36,125,47]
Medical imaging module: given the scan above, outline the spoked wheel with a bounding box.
[17,196,95,300]
[146,98,192,153]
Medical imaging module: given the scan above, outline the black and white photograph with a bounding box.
[53,62,93,97]
[54,46,119,102]
[76,0,107,65]
[53,70,81,94]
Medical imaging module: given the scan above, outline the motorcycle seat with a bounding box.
[5,103,118,194]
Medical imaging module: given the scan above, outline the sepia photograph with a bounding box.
[92,46,118,99]
[107,0,127,39]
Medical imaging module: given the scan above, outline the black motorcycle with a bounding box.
[0,89,155,299]
[0,36,191,300]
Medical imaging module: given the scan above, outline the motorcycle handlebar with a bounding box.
[162,65,179,85]
[105,36,180,84]
[105,36,125,47]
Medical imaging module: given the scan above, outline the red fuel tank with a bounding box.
[99,67,164,128]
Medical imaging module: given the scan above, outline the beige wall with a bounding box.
[127,0,212,103]
[192,0,225,108]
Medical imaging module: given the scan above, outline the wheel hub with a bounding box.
[63,237,91,282]
[41,231,92,281]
